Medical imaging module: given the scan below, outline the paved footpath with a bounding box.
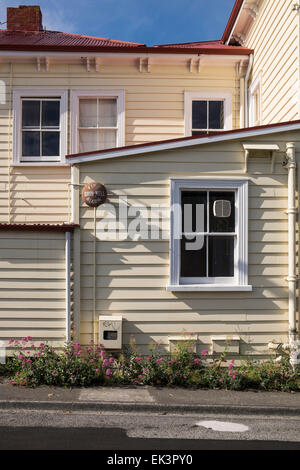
[0,383,300,415]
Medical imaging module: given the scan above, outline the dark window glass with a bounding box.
[181,191,207,233]
[42,101,60,127]
[22,131,40,156]
[209,191,235,233]
[22,101,40,128]
[42,132,60,156]
[209,101,224,129]
[181,235,206,277]
[208,236,234,277]
[192,101,207,129]
[192,130,208,136]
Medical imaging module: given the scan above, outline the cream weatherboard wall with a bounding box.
[76,129,300,358]
[0,230,67,351]
[245,0,300,125]
[0,61,240,224]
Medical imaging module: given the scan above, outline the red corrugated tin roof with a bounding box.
[0,28,252,55]
[0,29,145,48]
[221,0,244,43]
[0,223,79,232]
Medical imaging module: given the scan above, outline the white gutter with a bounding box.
[65,231,71,343]
[285,142,298,344]
[244,53,253,127]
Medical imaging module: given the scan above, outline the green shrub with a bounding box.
[4,336,300,391]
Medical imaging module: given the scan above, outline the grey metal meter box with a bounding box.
[98,315,123,349]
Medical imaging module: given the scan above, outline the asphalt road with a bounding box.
[0,409,300,451]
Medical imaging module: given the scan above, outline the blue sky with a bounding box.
[0,0,235,45]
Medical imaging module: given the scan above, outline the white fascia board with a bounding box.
[68,122,300,165]
[226,0,246,45]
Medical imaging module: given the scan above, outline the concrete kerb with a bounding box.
[1,400,300,416]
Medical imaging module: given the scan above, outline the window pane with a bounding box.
[99,99,117,127]
[79,129,98,152]
[181,191,207,233]
[42,132,60,156]
[208,236,234,277]
[42,101,60,127]
[192,101,207,129]
[79,99,97,127]
[181,235,206,277]
[192,130,208,136]
[209,191,235,233]
[98,129,117,150]
[209,101,224,129]
[22,131,40,156]
[22,101,40,128]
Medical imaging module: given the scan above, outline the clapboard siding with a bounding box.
[245,0,299,124]
[0,61,240,223]
[77,133,300,357]
[0,231,66,351]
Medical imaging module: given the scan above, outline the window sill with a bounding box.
[166,285,253,292]
[12,162,70,167]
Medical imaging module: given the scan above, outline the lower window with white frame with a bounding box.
[167,178,251,291]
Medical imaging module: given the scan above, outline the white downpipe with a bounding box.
[65,231,71,343]
[286,142,297,344]
[244,54,253,128]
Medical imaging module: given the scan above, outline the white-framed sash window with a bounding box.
[184,91,232,136]
[167,178,251,291]
[13,89,68,164]
[70,89,125,154]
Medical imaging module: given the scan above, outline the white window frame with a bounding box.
[70,89,125,154]
[184,91,232,136]
[249,73,261,127]
[12,89,68,165]
[167,178,252,292]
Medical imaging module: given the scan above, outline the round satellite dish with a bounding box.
[82,182,107,207]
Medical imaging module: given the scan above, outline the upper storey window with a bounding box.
[70,90,125,154]
[13,89,68,164]
[184,91,232,136]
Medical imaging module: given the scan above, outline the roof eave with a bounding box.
[66,121,300,165]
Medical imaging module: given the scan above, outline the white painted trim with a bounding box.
[166,285,252,291]
[184,90,232,136]
[169,178,250,291]
[65,231,71,343]
[12,88,68,164]
[67,121,300,165]
[249,72,261,126]
[70,89,125,154]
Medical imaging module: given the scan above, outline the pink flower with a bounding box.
[109,357,114,364]
[52,370,56,376]
[219,378,223,382]
[184,376,187,379]
[39,343,44,348]
[105,368,112,376]
[228,371,232,376]
[95,369,99,373]
[233,375,236,379]
[194,358,200,364]
[146,356,151,361]
[8,339,14,345]
[138,375,143,379]
[228,363,233,370]
[201,350,209,356]
[269,370,273,374]
[134,357,142,362]
[90,359,95,363]
[87,347,92,352]
[17,354,23,359]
